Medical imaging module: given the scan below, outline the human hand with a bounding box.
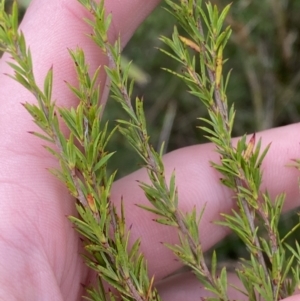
[0,0,300,300]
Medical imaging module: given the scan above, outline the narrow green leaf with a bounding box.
[93,152,115,173]
[44,67,53,101]
[29,131,54,143]
[11,1,19,33]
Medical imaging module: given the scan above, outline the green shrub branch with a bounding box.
[1,0,300,300]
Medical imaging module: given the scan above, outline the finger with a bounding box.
[111,123,300,280]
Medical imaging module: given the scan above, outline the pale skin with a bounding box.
[0,0,300,300]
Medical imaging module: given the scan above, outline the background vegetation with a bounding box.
[4,0,300,277]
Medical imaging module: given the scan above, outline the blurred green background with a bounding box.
[6,0,300,267]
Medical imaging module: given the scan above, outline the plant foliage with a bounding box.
[1,0,300,300]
